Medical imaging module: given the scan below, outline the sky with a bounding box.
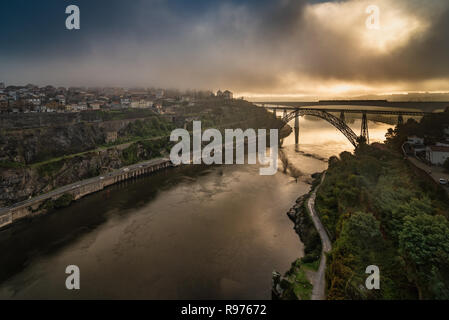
[1,0,449,99]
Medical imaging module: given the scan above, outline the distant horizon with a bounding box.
[3,81,449,103]
[2,1,449,97]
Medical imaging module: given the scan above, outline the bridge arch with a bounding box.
[281,110,359,147]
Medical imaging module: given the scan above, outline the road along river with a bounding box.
[0,117,392,299]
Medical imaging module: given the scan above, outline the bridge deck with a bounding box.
[265,106,433,116]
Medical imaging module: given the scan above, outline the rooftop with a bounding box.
[428,146,449,152]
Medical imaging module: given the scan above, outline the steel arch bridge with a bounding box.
[281,109,359,147]
[263,104,434,148]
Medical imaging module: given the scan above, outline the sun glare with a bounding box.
[308,0,429,54]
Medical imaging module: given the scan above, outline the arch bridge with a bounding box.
[263,106,433,147]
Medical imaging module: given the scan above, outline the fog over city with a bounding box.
[1,0,449,98]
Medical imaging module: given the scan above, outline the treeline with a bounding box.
[316,144,449,299]
[121,138,173,166]
[82,108,159,121]
[385,107,449,149]
[177,100,284,130]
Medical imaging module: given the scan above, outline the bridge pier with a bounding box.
[294,111,300,145]
[398,115,404,125]
[340,111,345,123]
[361,112,369,144]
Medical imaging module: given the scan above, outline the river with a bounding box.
[0,117,392,299]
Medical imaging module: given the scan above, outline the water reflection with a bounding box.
[282,117,393,159]
[0,117,393,300]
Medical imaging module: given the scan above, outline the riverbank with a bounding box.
[272,172,324,300]
[0,153,305,299]
[0,158,173,230]
[317,144,449,299]
[1,101,286,206]
[0,124,292,230]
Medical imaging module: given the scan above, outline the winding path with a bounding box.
[308,173,332,300]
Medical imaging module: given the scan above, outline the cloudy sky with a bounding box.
[1,0,449,98]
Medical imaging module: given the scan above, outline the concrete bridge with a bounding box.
[261,105,434,147]
[0,158,173,230]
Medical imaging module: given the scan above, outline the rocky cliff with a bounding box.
[0,140,170,206]
[0,123,106,164]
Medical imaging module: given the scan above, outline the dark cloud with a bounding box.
[1,0,448,95]
[286,0,449,85]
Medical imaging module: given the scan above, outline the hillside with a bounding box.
[317,144,449,299]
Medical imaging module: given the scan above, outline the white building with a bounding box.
[89,103,101,110]
[120,98,130,107]
[27,98,41,106]
[436,142,449,147]
[407,136,424,145]
[426,146,449,165]
[131,99,152,109]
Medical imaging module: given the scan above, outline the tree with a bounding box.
[341,212,383,252]
[399,214,449,299]
[328,156,339,168]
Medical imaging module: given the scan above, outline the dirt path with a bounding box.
[308,173,332,300]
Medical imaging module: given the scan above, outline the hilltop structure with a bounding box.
[216,90,233,100]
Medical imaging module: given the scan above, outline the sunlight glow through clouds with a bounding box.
[2,0,449,97]
[306,0,428,54]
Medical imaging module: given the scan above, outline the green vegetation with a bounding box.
[121,138,173,166]
[275,193,322,300]
[385,108,449,149]
[317,144,449,299]
[399,214,449,299]
[301,197,322,265]
[120,118,175,139]
[39,193,74,212]
[36,159,65,177]
[0,160,26,169]
[279,259,314,300]
[101,117,175,148]
[176,99,284,131]
[29,123,104,164]
[82,108,159,121]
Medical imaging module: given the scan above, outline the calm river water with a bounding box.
[0,117,392,299]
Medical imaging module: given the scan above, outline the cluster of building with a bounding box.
[407,130,449,165]
[216,90,233,100]
[0,82,235,114]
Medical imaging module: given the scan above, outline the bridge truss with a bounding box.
[265,105,433,148]
[282,109,359,147]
